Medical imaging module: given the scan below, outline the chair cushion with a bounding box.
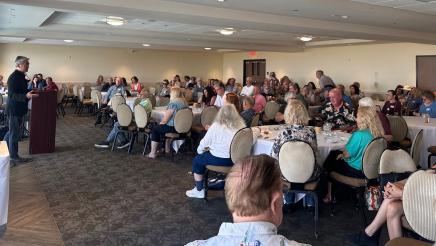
[165,132,191,139]
[83,99,93,104]
[206,165,232,173]
[191,125,205,133]
[138,128,151,133]
[128,125,137,131]
[385,237,432,246]
[330,172,366,187]
[428,146,436,154]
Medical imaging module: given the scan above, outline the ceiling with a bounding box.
[0,0,436,52]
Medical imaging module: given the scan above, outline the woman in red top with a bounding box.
[130,76,142,93]
[45,77,58,92]
[382,90,402,116]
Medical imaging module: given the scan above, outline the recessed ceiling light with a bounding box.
[331,14,348,19]
[299,36,313,42]
[219,27,235,35]
[142,44,150,47]
[64,40,74,43]
[217,0,225,2]
[106,16,126,26]
[204,47,212,50]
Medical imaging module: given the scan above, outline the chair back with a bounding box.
[78,87,85,102]
[149,87,156,95]
[410,129,423,166]
[61,84,68,96]
[116,104,133,127]
[111,95,126,113]
[158,97,170,107]
[387,116,408,142]
[91,89,102,108]
[379,149,417,174]
[134,98,142,107]
[184,89,193,102]
[174,108,193,133]
[403,170,436,241]
[0,95,3,107]
[264,101,280,120]
[250,113,260,127]
[56,88,64,104]
[362,137,387,179]
[149,95,157,108]
[279,140,315,183]
[200,106,218,128]
[83,86,92,99]
[230,127,253,164]
[73,85,79,97]
[134,104,148,128]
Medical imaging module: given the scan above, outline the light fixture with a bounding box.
[106,16,126,26]
[299,36,313,42]
[64,39,74,43]
[219,27,235,36]
[142,43,150,47]
[204,47,212,50]
[217,0,225,2]
[331,14,348,19]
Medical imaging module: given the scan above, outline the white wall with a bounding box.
[223,43,436,92]
[0,44,223,87]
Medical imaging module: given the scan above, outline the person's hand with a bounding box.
[204,124,210,130]
[26,92,38,99]
[336,154,344,160]
[384,182,404,200]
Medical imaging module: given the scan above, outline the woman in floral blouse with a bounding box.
[271,99,321,182]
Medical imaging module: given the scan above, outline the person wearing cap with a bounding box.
[5,56,38,166]
[359,97,393,142]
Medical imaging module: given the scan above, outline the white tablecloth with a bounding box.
[125,97,136,110]
[151,106,202,126]
[0,141,10,234]
[252,125,350,165]
[403,116,436,168]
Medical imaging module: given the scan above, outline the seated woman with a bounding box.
[27,76,43,90]
[271,99,321,182]
[350,166,436,245]
[405,87,422,115]
[185,104,246,199]
[148,87,188,158]
[199,85,216,107]
[225,92,241,112]
[130,76,143,94]
[414,90,436,118]
[382,90,402,116]
[323,106,385,203]
[349,84,361,110]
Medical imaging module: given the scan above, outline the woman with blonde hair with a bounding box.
[323,106,384,203]
[148,87,188,158]
[186,104,246,199]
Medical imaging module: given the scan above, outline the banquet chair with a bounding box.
[111,104,135,151]
[329,137,387,226]
[263,101,280,123]
[149,95,157,108]
[410,129,423,167]
[428,146,436,167]
[279,140,319,238]
[157,97,170,107]
[164,108,193,160]
[204,127,253,200]
[90,89,102,112]
[76,88,93,115]
[380,149,417,174]
[130,104,151,155]
[63,83,75,106]
[148,87,156,96]
[72,85,79,109]
[110,95,126,114]
[184,89,193,103]
[250,113,260,127]
[56,88,65,117]
[83,85,92,99]
[385,170,436,246]
[387,116,411,148]
[191,106,218,134]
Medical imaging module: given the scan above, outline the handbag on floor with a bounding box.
[365,185,382,211]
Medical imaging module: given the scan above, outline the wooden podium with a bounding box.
[29,91,57,154]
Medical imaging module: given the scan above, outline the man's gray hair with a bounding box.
[15,56,29,65]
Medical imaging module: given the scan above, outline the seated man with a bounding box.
[321,88,355,130]
[186,155,308,246]
[240,96,256,126]
[94,89,152,149]
[252,85,266,113]
[103,77,126,105]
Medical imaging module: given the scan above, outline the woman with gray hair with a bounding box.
[186,104,246,199]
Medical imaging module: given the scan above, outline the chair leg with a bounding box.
[357,188,368,227]
[142,134,150,156]
[111,132,120,151]
[170,139,175,161]
[312,191,319,238]
[128,133,136,154]
[204,169,209,200]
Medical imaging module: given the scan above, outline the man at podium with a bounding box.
[4,56,37,166]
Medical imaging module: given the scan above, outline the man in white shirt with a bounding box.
[186,155,309,246]
[213,81,227,107]
[240,76,255,96]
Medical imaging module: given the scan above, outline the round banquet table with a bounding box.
[0,141,10,237]
[150,106,202,126]
[403,116,436,168]
[252,125,351,165]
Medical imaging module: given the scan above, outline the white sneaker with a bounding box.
[185,187,205,199]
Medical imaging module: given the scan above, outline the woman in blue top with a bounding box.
[148,87,187,158]
[323,106,385,203]
[414,90,436,118]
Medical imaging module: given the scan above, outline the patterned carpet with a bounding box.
[28,111,388,245]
